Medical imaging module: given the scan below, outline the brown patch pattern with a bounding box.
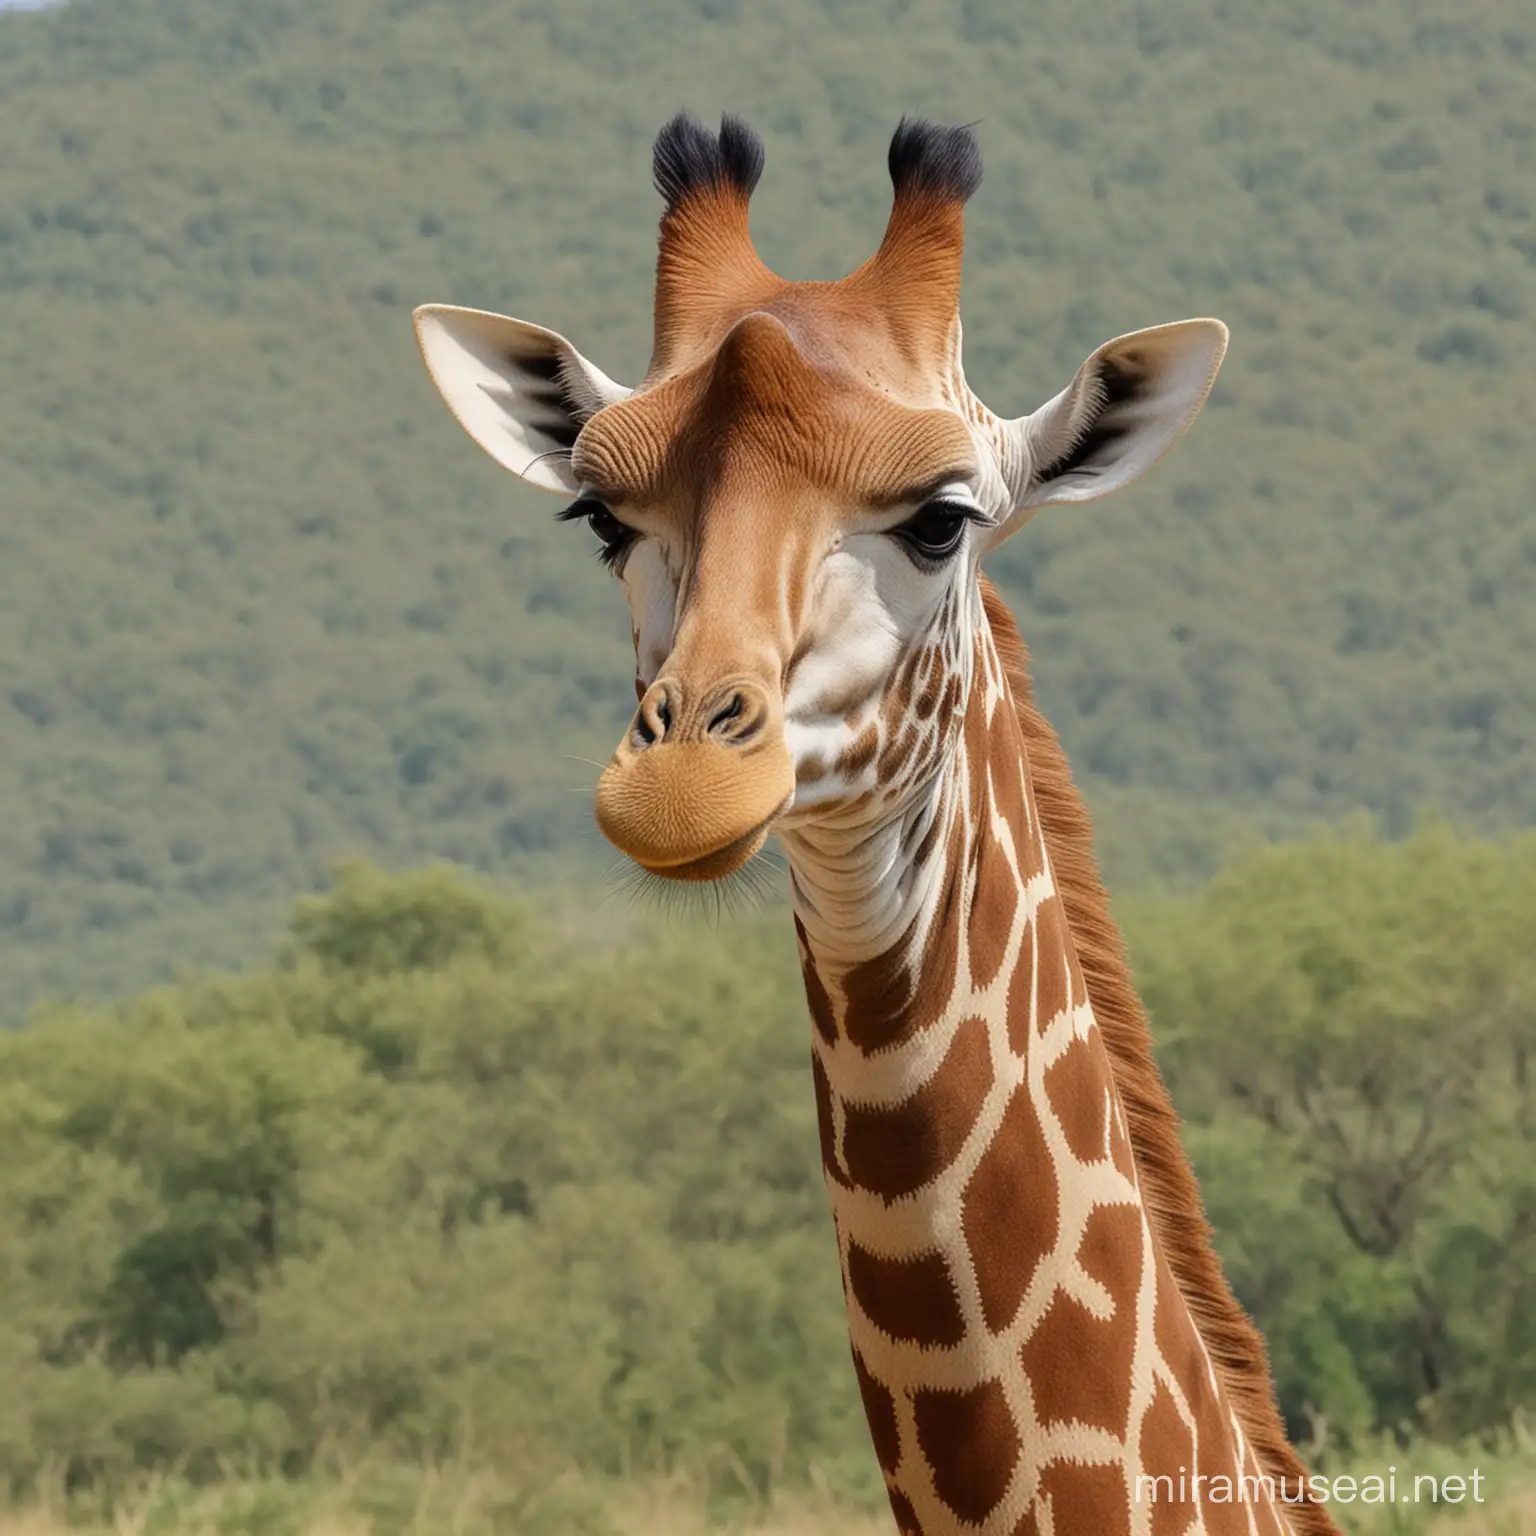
[1153,1252,1207,1392]
[846,1242,966,1348]
[1109,1100,1137,1182]
[878,723,920,779]
[1194,1354,1251,1536]
[838,720,880,776]
[1005,891,1038,1056]
[984,699,1029,849]
[1020,1202,1143,1438]
[1151,1265,1248,1536]
[915,667,942,720]
[981,588,1326,1525]
[810,1053,848,1188]
[797,923,839,1046]
[1037,1459,1130,1536]
[966,738,1019,990]
[1045,1034,1111,1165]
[961,1083,1059,1332]
[1016,774,1049,884]
[1140,1381,1199,1536]
[1032,893,1074,1034]
[885,1488,921,1535]
[819,589,1323,1534]
[912,1377,1021,1525]
[841,1014,992,1200]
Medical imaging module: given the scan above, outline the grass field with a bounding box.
[2,1466,1531,1536]
[0,1494,1526,1536]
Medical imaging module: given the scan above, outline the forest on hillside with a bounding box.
[0,0,1533,1009]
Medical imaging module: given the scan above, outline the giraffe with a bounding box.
[413,114,1338,1536]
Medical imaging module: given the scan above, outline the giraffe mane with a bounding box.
[979,575,1338,1536]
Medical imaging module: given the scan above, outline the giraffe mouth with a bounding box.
[629,801,787,883]
[593,741,795,883]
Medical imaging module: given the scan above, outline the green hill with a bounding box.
[1,0,1532,1009]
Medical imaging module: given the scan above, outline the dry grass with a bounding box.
[0,1477,1529,1536]
[0,1481,893,1536]
[605,1490,893,1536]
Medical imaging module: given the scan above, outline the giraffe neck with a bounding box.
[784,615,1295,1536]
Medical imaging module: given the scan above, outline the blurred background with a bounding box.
[0,0,1531,1532]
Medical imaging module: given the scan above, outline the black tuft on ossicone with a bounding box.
[652,111,766,210]
[887,117,983,204]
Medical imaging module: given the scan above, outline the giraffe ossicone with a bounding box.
[415,112,1337,1536]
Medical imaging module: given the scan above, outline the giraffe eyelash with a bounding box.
[891,497,986,565]
[557,495,638,570]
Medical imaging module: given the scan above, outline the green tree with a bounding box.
[1131,826,1536,1439]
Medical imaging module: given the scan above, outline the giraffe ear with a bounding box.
[985,319,1227,544]
[412,304,632,495]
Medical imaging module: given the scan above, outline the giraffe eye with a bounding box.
[893,499,974,565]
[558,495,637,570]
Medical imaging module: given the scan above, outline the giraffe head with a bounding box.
[415,115,1226,882]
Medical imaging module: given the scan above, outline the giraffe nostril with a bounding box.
[707,686,769,745]
[632,684,674,749]
[708,693,745,736]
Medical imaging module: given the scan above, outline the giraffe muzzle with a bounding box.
[594,677,793,880]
